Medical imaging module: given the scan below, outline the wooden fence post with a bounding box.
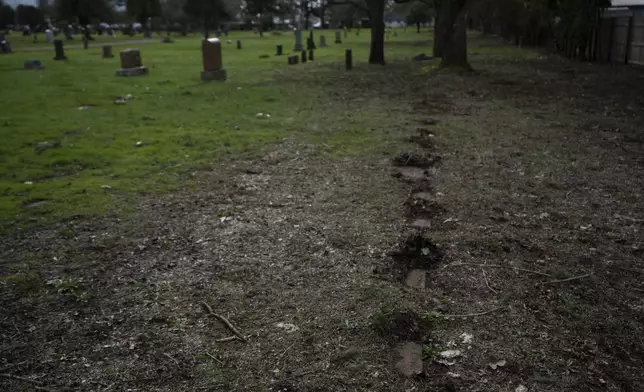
[625,15,634,64]
[608,17,615,63]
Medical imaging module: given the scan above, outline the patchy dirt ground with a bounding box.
[2,45,644,392]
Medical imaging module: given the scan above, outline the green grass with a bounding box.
[0,29,526,228]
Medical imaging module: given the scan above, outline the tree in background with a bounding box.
[56,0,115,38]
[126,0,162,36]
[328,0,385,64]
[243,0,279,36]
[0,1,16,29]
[16,4,46,27]
[401,0,432,33]
[184,0,231,37]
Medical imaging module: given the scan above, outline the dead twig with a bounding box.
[446,263,553,278]
[163,353,179,366]
[205,352,223,365]
[481,268,497,293]
[200,302,247,342]
[277,343,296,360]
[215,336,238,343]
[541,273,592,285]
[444,307,503,318]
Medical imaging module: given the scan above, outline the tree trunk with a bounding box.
[440,2,469,68]
[368,0,385,64]
[433,22,442,57]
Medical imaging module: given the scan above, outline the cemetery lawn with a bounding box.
[2,30,644,392]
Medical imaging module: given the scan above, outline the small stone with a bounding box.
[395,342,423,377]
[135,141,143,147]
[24,181,33,185]
[24,59,44,70]
[439,350,462,359]
[489,359,506,369]
[515,386,528,392]
[101,185,112,189]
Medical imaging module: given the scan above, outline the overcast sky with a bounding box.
[5,0,38,6]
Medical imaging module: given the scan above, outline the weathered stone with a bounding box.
[276,44,283,56]
[236,40,242,49]
[307,30,316,50]
[120,48,142,68]
[294,29,303,51]
[53,40,67,60]
[201,38,226,81]
[345,48,352,71]
[405,269,427,289]
[288,55,299,65]
[301,50,307,63]
[1,40,11,54]
[308,49,314,61]
[116,48,148,77]
[102,45,113,58]
[24,60,44,70]
[45,29,54,43]
[395,342,423,376]
[319,35,327,47]
[335,31,342,44]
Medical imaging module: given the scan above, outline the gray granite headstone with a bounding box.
[294,29,303,51]
[320,35,327,47]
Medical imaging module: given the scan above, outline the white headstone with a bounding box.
[45,29,54,43]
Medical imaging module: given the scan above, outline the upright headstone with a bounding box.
[345,49,352,71]
[288,55,299,65]
[236,40,242,49]
[102,45,114,58]
[294,29,303,51]
[53,40,67,60]
[335,31,342,44]
[301,50,307,63]
[1,40,11,54]
[276,45,283,56]
[320,35,327,47]
[83,37,88,49]
[307,30,316,50]
[308,49,314,61]
[33,34,37,43]
[344,28,348,39]
[356,29,360,36]
[45,29,54,43]
[116,48,148,76]
[201,38,227,81]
